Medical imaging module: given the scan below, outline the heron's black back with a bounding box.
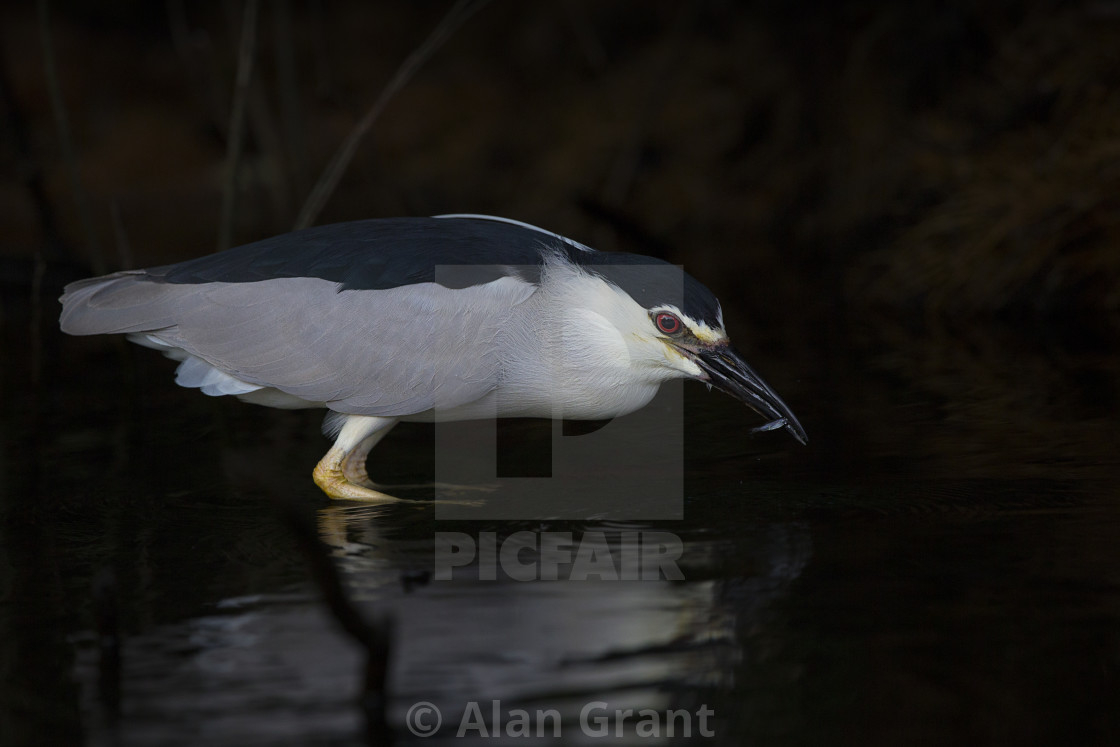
[147,216,724,328]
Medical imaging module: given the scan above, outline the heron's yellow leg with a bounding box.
[311,413,488,505]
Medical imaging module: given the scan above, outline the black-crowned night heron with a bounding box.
[60,214,806,502]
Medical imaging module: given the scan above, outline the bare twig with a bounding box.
[273,0,309,205]
[248,79,289,228]
[166,0,227,137]
[3,43,54,388]
[109,198,134,269]
[0,53,63,259]
[217,0,260,252]
[29,254,46,387]
[36,0,103,273]
[295,0,491,230]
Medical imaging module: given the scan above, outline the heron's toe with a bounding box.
[313,455,402,503]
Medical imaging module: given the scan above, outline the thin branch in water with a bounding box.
[279,505,393,740]
[217,0,260,252]
[92,568,122,723]
[295,0,491,230]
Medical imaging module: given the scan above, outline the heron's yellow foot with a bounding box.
[313,438,488,506]
[313,447,401,503]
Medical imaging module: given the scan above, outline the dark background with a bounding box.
[4,0,1119,476]
[2,1,1119,745]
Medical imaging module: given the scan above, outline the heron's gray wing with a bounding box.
[61,272,534,416]
[61,270,184,334]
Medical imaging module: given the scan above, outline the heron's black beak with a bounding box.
[690,344,808,445]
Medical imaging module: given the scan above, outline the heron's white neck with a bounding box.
[496,263,683,419]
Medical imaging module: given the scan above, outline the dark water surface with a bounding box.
[2,321,1118,746]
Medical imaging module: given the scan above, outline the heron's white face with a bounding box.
[540,266,727,385]
[638,302,730,378]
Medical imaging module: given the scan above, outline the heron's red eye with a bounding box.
[655,312,681,335]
